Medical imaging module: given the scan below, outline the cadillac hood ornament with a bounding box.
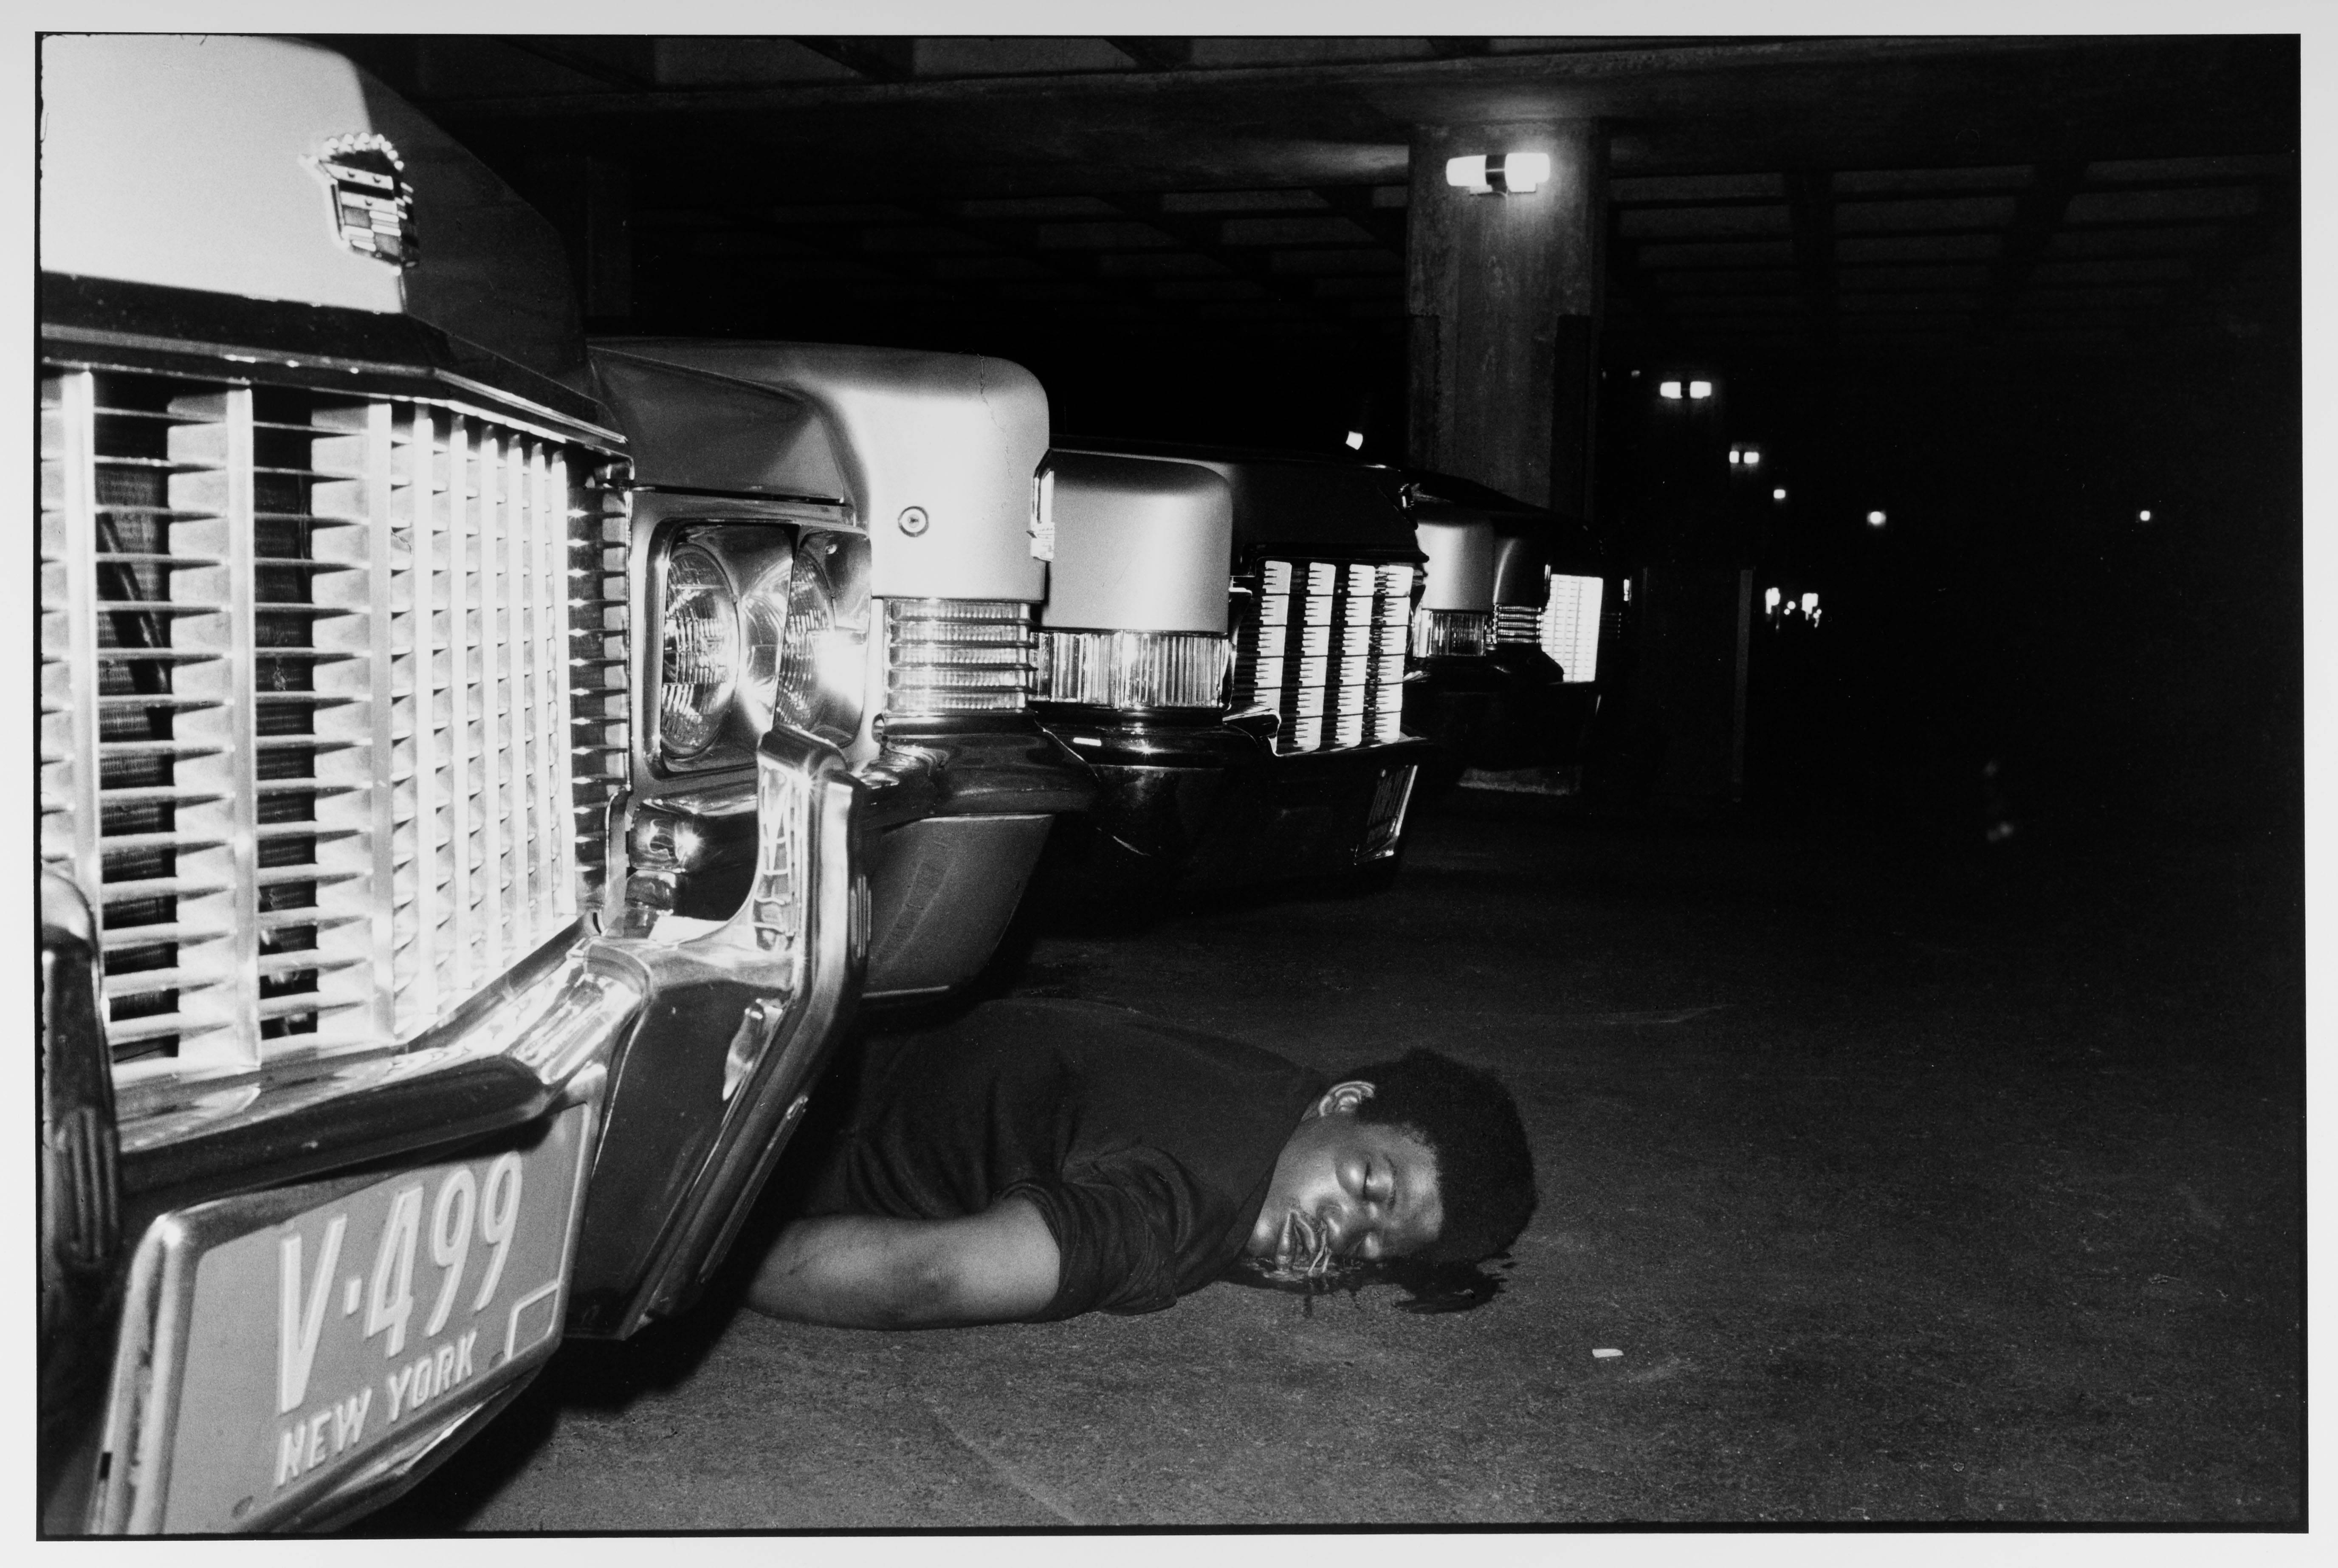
[308,133,416,266]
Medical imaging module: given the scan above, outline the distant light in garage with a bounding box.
[1445,151,1551,195]
[1801,592,1819,620]
[1503,152,1551,192]
[1773,488,1788,502]
[1344,430,1364,451]
[1658,380,1684,400]
[1689,380,1715,400]
[2138,509,2153,522]
[1764,585,1782,616]
[1729,444,1763,467]
[1867,510,1887,527]
[1728,449,1740,465]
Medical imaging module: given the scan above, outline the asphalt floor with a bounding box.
[367,790,2304,1530]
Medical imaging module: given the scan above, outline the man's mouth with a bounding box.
[1273,1208,1336,1278]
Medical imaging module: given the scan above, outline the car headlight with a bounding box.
[770,532,869,747]
[733,541,795,739]
[659,542,740,760]
[654,525,871,771]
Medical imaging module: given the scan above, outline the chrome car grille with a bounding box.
[39,366,629,1078]
[1232,558,1413,755]
[1541,572,1606,684]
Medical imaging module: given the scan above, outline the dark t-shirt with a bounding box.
[800,999,1328,1320]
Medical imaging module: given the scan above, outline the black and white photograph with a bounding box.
[29,2,2318,1543]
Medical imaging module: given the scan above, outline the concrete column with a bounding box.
[1405,119,1605,515]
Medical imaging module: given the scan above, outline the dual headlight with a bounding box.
[654,524,871,770]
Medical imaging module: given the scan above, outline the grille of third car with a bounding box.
[1232,558,1413,755]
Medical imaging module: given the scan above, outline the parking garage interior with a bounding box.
[344,31,2303,1529]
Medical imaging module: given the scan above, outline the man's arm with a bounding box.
[743,1196,1062,1328]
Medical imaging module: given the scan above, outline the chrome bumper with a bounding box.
[48,728,863,1533]
[1031,710,1434,891]
[564,725,867,1337]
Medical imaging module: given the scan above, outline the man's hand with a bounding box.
[744,1197,1062,1328]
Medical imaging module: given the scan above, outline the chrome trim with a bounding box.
[96,1094,602,1534]
[84,956,640,1534]
[46,371,104,906]
[357,400,399,1041]
[1035,629,1230,711]
[40,368,626,1079]
[405,409,446,1028]
[39,314,626,451]
[593,727,867,1331]
[202,387,264,1068]
[479,429,510,973]
[880,598,1035,718]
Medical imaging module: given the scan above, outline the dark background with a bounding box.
[337,34,2305,1529]
[330,32,2302,854]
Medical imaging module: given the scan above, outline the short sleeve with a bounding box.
[1005,1149,1205,1320]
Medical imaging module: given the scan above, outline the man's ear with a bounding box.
[1308,1080,1376,1120]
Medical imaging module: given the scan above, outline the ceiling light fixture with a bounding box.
[1689,380,1715,400]
[1445,152,1552,195]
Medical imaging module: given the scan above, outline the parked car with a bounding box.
[37,36,863,1534]
[1396,468,1616,782]
[1029,442,1436,898]
[583,338,1093,1002]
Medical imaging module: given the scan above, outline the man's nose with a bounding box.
[1329,1201,1381,1249]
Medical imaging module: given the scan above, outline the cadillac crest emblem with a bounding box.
[308,133,417,267]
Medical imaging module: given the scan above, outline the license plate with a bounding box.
[158,1105,592,1532]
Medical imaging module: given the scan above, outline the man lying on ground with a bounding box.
[746,998,1537,1327]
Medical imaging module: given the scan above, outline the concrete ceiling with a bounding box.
[338,34,2299,364]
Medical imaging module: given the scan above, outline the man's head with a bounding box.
[1247,1049,1536,1272]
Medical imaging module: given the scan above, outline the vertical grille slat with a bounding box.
[312,397,402,1043]
[399,406,443,1036]
[502,439,532,948]
[162,386,261,1067]
[569,462,632,920]
[477,430,508,977]
[41,372,106,914]
[40,367,625,1082]
[446,416,478,998]
[1232,556,1414,754]
[530,449,562,922]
